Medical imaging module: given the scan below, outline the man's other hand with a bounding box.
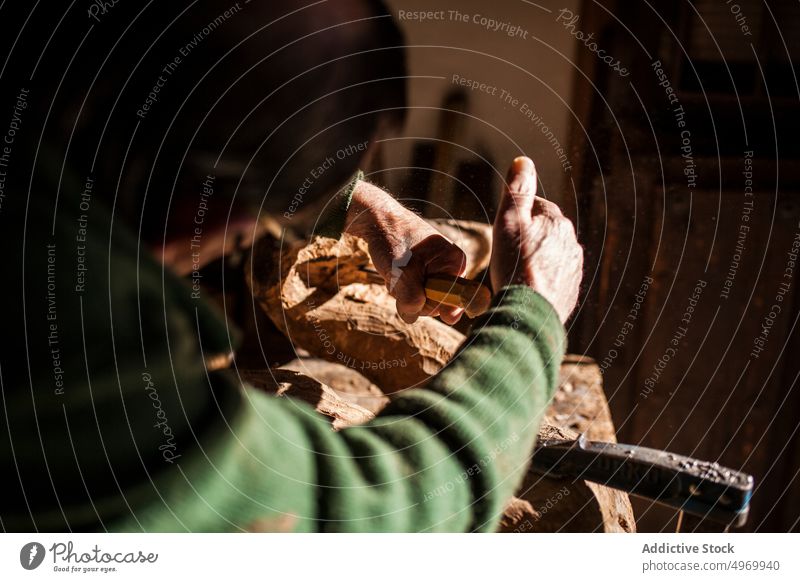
[491,156,583,323]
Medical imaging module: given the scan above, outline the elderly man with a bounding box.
[0,0,581,531]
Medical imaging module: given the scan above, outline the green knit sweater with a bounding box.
[0,170,565,533]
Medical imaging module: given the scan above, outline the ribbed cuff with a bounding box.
[485,285,567,355]
[316,170,364,238]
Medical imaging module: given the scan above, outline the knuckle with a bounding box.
[393,283,425,308]
[557,216,577,238]
[452,245,467,268]
[534,197,556,211]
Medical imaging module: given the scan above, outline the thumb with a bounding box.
[498,156,537,218]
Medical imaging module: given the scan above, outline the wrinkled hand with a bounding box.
[491,157,583,323]
[345,180,467,324]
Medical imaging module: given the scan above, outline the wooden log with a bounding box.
[551,354,618,441]
[246,234,464,393]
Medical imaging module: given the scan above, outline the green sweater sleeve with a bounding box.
[118,286,566,532]
[316,170,363,238]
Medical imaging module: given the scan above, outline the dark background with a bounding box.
[381,0,800,532]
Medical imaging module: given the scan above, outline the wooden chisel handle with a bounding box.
[424,275,492,318]
[359,268,492,319]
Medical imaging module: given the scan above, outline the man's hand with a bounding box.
[344,180,467,324]
[491,157,583,323]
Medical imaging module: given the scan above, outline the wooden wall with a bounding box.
[568,0,800,532]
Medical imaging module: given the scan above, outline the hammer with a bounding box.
[531,435,754,529]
